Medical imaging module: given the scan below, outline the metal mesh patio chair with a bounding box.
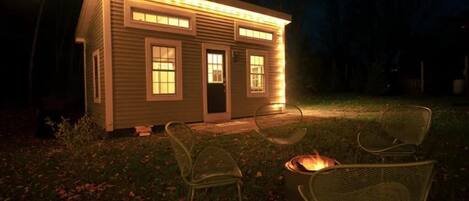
[298,160,436,201]
[165,121,243,201]
[357,105,432,160]
[254,103,307,145]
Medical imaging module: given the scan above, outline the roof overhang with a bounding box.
[147,0,291,27]
[75,0,292,41]
[75,0,99,40]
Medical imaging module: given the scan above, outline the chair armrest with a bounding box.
[298,185,311,201]
[358,131,416,154]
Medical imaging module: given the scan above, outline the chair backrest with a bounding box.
[254,103,306,145]
[308,160,436,201]
[165,121,195,180]
[380,105,432,145]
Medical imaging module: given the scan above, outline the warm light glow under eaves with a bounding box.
[148,0,291,27]
[275,28,286,103]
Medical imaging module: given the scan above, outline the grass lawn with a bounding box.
[1,95,469,200]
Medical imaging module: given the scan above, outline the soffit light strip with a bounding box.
[147,0,290,27]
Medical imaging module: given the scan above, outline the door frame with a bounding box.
[201,43,232,122]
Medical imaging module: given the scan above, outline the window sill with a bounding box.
[146,94,183,102]
[247,92,268,98]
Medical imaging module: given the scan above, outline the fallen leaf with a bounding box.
[166,186,176,191]
[256,171,263,177]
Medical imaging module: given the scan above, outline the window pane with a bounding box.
[168,17,179,26]
[153,83,160,94]
[259,56,264,65]
[251,67,258,74]
[160,83,168,94]
[253,30,259,38]
[167,62,175,70]
[146,14,157,23]
[159,63,166,70]
[168,83,175,94]
[179,19,189,28]
[168,72,175,82]
[250,75,256,88]
[208,73,213,83]
[160,47,168,59]
[157,16,168,24]
[153,46,161,59]
[208,54,213,64]
[133,12,145,21]
[259,32,266,40]
[167,48,175,59]
[160,72,168,82]
[240,28,246,36]
[153,62,160,70]
[152,71,159,83]
[266,33,273,40]
[246,29,253,37]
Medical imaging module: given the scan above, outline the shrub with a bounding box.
[46,114,103,150]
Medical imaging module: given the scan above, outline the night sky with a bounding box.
[1,0,468,108]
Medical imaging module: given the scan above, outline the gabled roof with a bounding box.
[75,0,99,41]
[75,0,291,40]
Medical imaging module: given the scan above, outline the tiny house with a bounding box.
[75,0,291,131]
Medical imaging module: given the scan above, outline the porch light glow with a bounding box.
[275,28,286,103]
[147,0,291,27]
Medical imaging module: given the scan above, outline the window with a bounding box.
[92,50,101,103]
[151,46,176,94]
[235,22,276,46]
[239,27,273,41]
[124,0,196,35]
[145,38,183,101]
[246,50,269,97]
[207,53,224,84]
[132,10,190,29]
[250,55,265,92]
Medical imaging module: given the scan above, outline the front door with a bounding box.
[206,50,227,113]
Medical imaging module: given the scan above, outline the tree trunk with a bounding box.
[28,0,46,105]
[465,55,468,97]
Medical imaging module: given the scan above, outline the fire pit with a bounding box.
[284,152,339,201]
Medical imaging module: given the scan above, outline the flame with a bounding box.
[298,151,335,171]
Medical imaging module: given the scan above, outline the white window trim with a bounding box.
[124,0,196,36]
[246,49,269,98]
[92,49,101,103]
[235,21,276,46]
[145,37,183,101]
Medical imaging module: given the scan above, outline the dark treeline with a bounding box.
[1,0,468,109]
[1,0,82,109]
[246,0,469,97]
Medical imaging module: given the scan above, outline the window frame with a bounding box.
[246,49,269,98]
[145,38,183,101]
[235,21,276,46]
[124,0,196,36]
[92,49,101,103]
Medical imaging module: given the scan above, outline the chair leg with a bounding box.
[188,186,195,201]
[236,182,242,201]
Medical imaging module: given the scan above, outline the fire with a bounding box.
[297,152,335,171]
